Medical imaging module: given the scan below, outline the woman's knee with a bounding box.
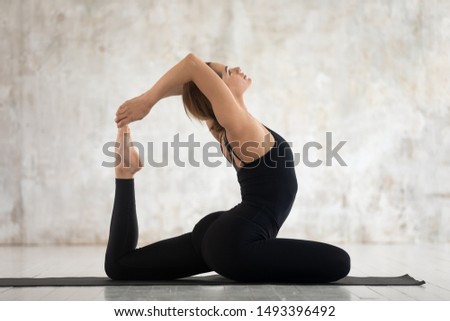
[330,247,351,281]
[104,251,134,280]
[340,248,351,275]
[104,257,124,280]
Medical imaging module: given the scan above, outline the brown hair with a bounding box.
[182,63,225,134]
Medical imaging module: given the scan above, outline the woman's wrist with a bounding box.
[141,90,157,111]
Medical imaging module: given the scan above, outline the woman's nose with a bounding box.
[231,67,241,73]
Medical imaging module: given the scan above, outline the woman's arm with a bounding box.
[115,53,248,131]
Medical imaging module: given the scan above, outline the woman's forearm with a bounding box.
[142,54,195,109]
[115,54,198,127]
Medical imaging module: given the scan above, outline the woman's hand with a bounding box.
[115,94,153,128]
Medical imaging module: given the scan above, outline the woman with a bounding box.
[106,53,350,282]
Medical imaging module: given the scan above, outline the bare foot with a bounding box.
[115,125,143,179]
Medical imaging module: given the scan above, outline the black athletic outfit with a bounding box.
[105,126,350,282]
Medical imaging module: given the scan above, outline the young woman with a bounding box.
[106,53,350,282]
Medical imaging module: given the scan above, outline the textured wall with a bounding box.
[1,0,449,245]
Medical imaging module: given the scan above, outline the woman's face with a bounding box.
[209,62,252,96]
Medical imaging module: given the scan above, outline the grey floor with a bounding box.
[0,244,449,301]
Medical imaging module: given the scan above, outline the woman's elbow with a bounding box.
[184,53,202,66]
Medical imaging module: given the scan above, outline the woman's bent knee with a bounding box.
[104,256,128,280]
[330,248,351,281]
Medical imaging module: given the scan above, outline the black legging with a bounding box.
[104,179,350,283]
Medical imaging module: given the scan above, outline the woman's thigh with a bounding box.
[198,204,351,283]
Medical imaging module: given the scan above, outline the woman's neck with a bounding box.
[235,95,247,111]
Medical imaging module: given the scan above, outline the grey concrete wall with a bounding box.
[1,0,449,245]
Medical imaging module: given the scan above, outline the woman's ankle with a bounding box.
[115,169,134,179]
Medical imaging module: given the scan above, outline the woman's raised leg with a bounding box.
[104,126,213,280]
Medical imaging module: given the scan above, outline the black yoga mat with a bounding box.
[0,274,424,287]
